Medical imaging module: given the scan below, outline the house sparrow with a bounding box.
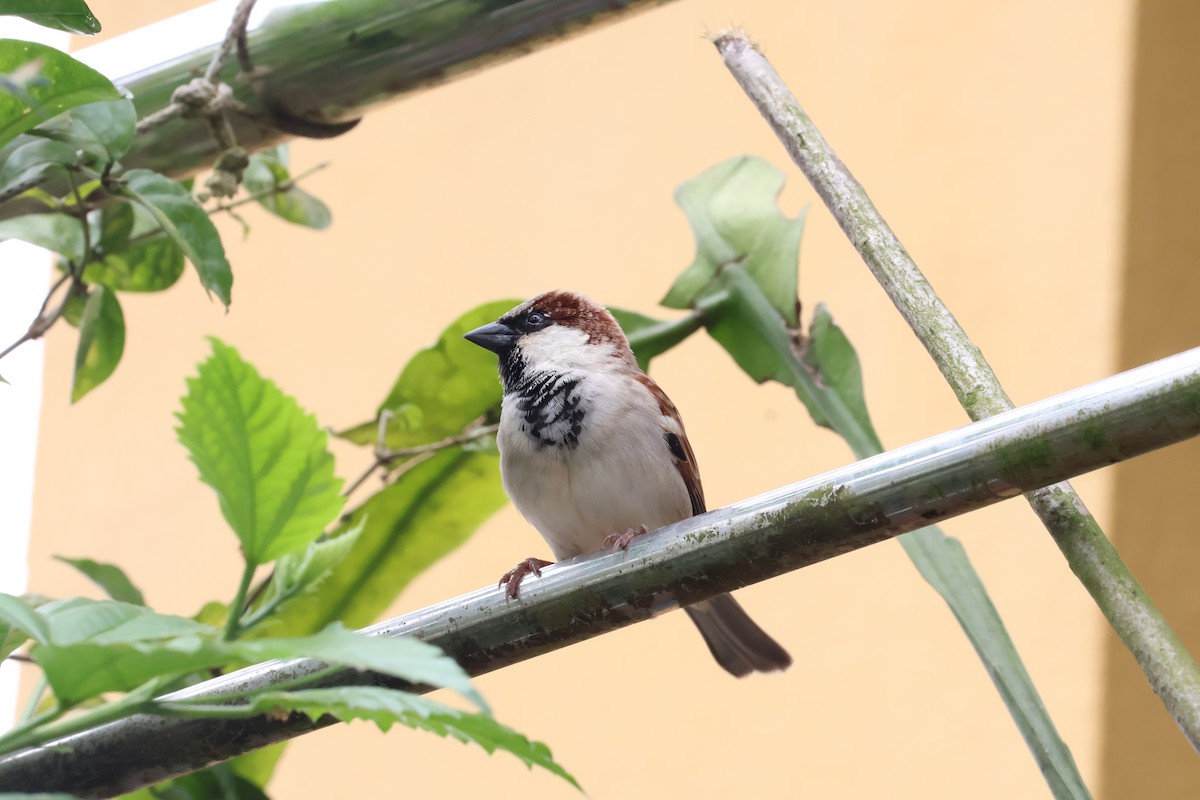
[464,290,791,677]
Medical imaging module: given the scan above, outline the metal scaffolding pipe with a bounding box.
[0,0,673,217]
[3,346,1200,795]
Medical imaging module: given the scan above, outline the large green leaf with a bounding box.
[221,687,579,790]
[0,211,83,260]
[71,284,124,402]
[670,157,1088,798]
[83,236,185,292]
[32,97,136,165]
[0,39,117,149]
[0,593,50,660]
[663,156,805,326]
[0,136,75,199]
[121,169,232,307]
[337,300,518,448]
[262,448,505,637]
[32,599,479,707]
[54,556,146,605]
[243,147,331,229]
[1,0,101,34]
[177,339,344,566]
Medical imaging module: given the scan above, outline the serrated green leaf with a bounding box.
[239,623,484,710]
[248,522,364,628]
[0,39,117,149]
[0,211,83,260]
[243,148,331,229]
[232,687,580,790]
[261,448,505,638]
[0,135,75,198]
[121,169,232,307]
[71,284,124,402]
[2,0,102,35]
[337,300,518,448]
[54,555,146,605]
[32,97,135,165]
[38,598,210,646]
[36,636,225,703]
[177,338,344,565]
[663,156,804,326]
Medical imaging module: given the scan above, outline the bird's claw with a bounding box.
[498,557,554,600]
[603,524,648,552]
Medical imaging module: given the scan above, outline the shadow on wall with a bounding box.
[1104,0,1200,796]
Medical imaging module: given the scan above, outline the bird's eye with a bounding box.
[526,311,546,327]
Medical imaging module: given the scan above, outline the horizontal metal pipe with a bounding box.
[100,0,672,174]
[4,347,1200,795]
[0,0,672,217]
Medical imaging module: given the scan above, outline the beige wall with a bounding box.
[19,0,1198,796]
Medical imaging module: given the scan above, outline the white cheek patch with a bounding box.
[520,326,615,371]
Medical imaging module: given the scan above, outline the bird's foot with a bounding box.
[498,557,554,600]
[603,524,648,552]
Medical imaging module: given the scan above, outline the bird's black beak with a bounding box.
[463,320,519,354]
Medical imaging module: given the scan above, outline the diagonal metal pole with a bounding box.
[709,30,1200,752]
[2,347,1200,796]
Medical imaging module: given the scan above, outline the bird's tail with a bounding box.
[684,593,792,678]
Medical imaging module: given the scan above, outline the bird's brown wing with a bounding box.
[632,372,705,516]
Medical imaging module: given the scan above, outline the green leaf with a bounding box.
[337,299,518,448]
[32,97,136,165]
[38,598,209,646]
[243,148,331,229]
[177,339,344,565]
[1,0,102,35]
[261,448,505,638]
[0,136,75,198]
[238,623,484,711]
[233,687,580,790]
[804,303,876,446]
[610,307,704,371]
[71,284,124,402]
[248,521,365,625]
[83,235,185,292]
[0,39,117,149]
[121,169,232,307]
[0,593,51,659]
[0,212,83,260]
[54,556,146,605]
[121,767,269,800]
[95,199,133,250]
[664,156,805,326]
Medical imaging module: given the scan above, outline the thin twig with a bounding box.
[342,419,499,498]
[208,160,330,217]
[711,30,1200,752]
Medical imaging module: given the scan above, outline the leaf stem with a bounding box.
[225,562,257,641]
[711,29,1200,755]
